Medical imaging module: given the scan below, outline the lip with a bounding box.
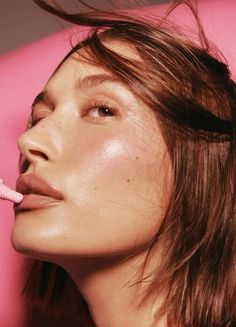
[14,174,63,212]
[14,194,62,212]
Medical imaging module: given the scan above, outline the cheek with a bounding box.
[58,134,171,254]
[65,133,161,202]
[65,127,167,184]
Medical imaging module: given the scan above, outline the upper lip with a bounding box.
[15,174,63,200]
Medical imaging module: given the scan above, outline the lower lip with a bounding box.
[14,194,62,212]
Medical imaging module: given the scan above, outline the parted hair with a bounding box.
[20,1,236,326]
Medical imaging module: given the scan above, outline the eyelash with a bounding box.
[27,100,117,129]
[82,100,116,120]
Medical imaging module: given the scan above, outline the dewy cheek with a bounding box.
[93,137,141,169]
[75,137,136,182]
[101,139,125,158]
[87,136,155,173]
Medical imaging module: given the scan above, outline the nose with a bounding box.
[17,128,52,172]
[17,105,73,173]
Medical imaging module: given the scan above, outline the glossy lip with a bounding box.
[14,174,63,212]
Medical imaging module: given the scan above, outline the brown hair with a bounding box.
[21,1,236,326]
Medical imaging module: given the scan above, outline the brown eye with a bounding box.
[88,106,114,118]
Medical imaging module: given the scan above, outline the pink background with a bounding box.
[0,1,235,326]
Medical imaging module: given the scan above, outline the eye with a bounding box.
[32,117,43,126]
[26,117,40,130]
[88,106,114,118]
[26,113,47,130]
[85,101,117,120]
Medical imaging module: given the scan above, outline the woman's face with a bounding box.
[11,41,172,262]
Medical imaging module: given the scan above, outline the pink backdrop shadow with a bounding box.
[0,1,235,326]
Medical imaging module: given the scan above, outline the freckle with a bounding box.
[135,156,139,160]
[94,187,97,190]
[126,179,130,183]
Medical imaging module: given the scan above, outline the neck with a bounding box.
[63,249,167,327]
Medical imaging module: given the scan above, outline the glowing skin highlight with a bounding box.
[0,178,23,203]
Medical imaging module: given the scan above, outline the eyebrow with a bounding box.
[31,74,125,112]
[75,73,124,90]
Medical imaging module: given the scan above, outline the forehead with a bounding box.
[45,39,141,94]
[52,39,140,78]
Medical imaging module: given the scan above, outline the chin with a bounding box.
[11,232,47,261]
[11,222,56,262]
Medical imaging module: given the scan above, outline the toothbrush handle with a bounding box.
[0,179,23,203]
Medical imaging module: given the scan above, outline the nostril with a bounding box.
[19,159,30,174]
[29,150,48,161]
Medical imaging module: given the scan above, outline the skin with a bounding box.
[11,41,172,326]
